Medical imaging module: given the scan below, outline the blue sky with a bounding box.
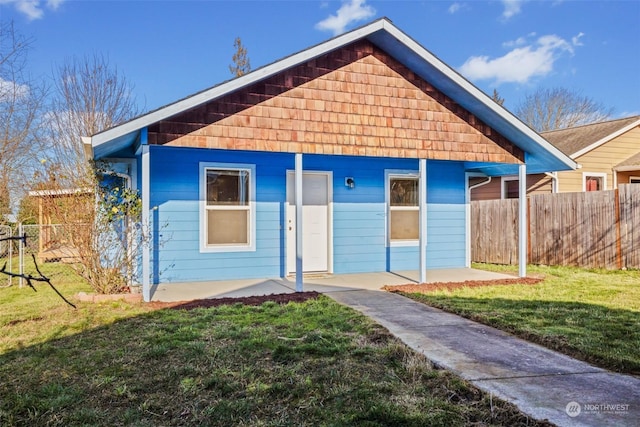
[2,0,639,118]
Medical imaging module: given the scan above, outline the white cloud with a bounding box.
[572,32,585,46]
[315,0,376,36]
[0,77,30,101]
[459,33,584,84]
[500,0,524,20]
[502,36,527,48]
[0,0,65,20]
[448,2,462,14]
[15,0,43,20]
[46,0,63,9]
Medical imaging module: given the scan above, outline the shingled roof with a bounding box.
[615,151,640,170]
[541,115,640,158]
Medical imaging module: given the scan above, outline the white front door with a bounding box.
[286,172,330,274]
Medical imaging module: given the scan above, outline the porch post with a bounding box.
[419,158,427,283]
[464,173,471,268]
[141,142,151,301]
[295,153,303,292]
[518,163,527,278]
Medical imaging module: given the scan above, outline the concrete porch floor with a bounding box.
[150,268,515,302]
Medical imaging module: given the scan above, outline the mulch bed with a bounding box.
[147,291,321,311]
[142,277,543,309]
[383,277,543,294]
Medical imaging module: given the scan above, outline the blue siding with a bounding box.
[147,146,468,283]
[330,159,464,272]
[334,203,386,273]
[386,203,466,271]
[150,146,292,282]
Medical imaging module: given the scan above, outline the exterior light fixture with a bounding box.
[345,177,355,189]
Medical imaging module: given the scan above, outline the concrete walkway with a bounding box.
[151,268,513,301]
[328,290,640,427]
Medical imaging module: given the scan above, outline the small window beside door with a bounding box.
[387,172,419,244]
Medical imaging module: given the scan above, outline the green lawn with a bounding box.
[402,264,640,375]
[0,271,546,427]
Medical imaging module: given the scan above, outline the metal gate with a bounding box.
[0,224,83,289]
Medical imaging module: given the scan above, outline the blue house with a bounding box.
[89,18,576,301]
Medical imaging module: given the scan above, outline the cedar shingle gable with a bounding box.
[148,41,523,164]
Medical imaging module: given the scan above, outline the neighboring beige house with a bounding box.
[471,115,640,200]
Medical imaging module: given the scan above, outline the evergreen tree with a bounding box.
[491,89,505,106]
[229,37,251,77]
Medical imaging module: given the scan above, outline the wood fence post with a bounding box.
[527,197,531,264]
[615,188,623,269]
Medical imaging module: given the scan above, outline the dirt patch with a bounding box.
[383,277,543,294]
[146,291,321,311]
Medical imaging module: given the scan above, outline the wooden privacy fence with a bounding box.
[471,184,640,269]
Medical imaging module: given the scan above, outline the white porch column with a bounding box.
[518,163,527,278]
[465,173,471,268]
[141,143,151,301]
[419,158,427,283]
[295,153,303,292]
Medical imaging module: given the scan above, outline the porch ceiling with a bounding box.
[93,130,139,159]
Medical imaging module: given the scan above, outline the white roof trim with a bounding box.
[82,136,93,160]
[378,23,575,170]
[90,18,576,171]
[614,165,640,172]
[92,20,388,147]
[571,118,640,158]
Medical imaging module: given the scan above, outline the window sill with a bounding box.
[200,244,256,253]
[388,240,419,248]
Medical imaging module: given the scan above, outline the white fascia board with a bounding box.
[82,136,93,160]
[91,16,577,173]
[571,119,640,158]
[92,20,388,149]
[380,23,577,171]
[614,165,640,172]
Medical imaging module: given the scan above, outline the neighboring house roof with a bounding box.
[91,17,576,175]
[615,151,640,171]
[541,116,640,159]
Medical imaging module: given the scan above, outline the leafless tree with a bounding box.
[229,37,251,77]
[515,87,613,132]
[0,21,47,216]
[48,53,140,187]
[40,54,145,294]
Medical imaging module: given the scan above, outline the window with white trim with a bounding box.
[629,176,640,184]
[583,173,606,192]
[200,163,255,251]
[502,176,519,199]
[388,173,419,243]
